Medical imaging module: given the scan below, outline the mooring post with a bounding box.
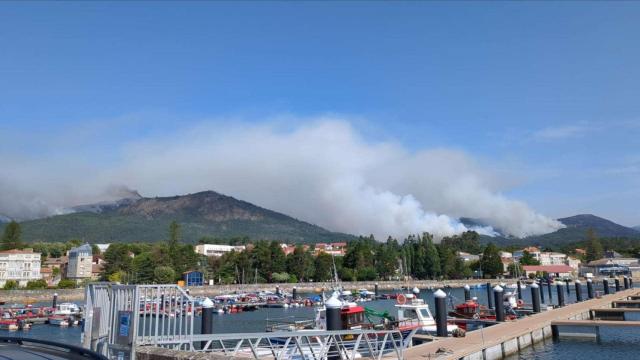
[531,283,541,313]
[575,280,583,302]
[52,292,58,309]
[517,280,523,300]
[292,286,297,300]
[556,282,565,307]
[624,276,629,290]
[603,278,610,295]
[494,285,505,322]
[276,285,280,296]
[630,278,634,288]
[434,289,448,337]
[464,284,471,302]
[615,278,621,293]
[486,282,494,309]
[539,280,546,303]
[565,278,571,295]
[200,297,214,349]
[547,279,553,302]
[325,294,343,360]
[374,282,379,298]
[587,278,594,299]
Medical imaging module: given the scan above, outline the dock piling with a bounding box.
[486,282,494,309]
[624,276,630,290]
[200,297,214,349]
[325,295,343,360]
[517,280,523,300]
[292,286,297,300]
[603,279,610,295]
[494,285,505,322]
[565,279,571,295]
[615,278,621,293]
[464,284,471,302]
[531,283,541,313]
[539,280,545,303]
[374,282,379,298]
[52,293,58,309]
[575,280,583,302]
[434,289,448,337]
[556,282,565,307]
[547,280,553,302]
[587,278,594,299]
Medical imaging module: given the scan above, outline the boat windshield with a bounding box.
[419,309,431,318]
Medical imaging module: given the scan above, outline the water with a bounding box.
[0,283,631,358]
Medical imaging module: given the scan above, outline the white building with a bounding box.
[95,243,110,253]
[539,252,567,266]
[0,249,42,287]
[195,244,245,257]
[67,244,93,281]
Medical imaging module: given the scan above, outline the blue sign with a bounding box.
[119,312,131,337]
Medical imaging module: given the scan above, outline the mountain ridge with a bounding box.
[13,191,356,244]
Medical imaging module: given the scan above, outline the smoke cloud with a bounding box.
[0,117,564,239]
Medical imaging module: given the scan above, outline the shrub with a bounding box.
[3,280,18,290]
[153,266,176,284]
[26,279,48,289]
[57,279,77,289]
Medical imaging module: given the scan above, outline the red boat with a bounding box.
[448,299,516,330]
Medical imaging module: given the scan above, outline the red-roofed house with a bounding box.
[522,265,574,278]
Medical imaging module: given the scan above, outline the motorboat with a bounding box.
[394,293,460,335]
[48,315,69,327]
[54,303,81,316]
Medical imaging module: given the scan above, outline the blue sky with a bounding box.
[1,1,639,228]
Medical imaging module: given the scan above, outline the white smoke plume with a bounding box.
[0,117,564,239]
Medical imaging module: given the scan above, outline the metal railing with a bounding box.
[84,284,412,360]
[175,328,413,360]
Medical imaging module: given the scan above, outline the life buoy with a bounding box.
[396,294,407,305]
[517,299,524,307]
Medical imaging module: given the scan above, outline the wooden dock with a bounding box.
[404,288,638,360]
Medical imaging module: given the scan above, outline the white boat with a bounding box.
[48,315,69,327]
[394,294,459,335]
[54,303,81,316]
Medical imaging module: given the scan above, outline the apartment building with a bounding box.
[0,249,42,287]
[195,244,246,257]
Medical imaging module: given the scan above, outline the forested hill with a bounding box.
[13,191,355,244]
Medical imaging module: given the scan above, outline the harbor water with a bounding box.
[0,283,632,358]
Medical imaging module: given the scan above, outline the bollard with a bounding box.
[434,289,448,337]
[464,284,471,301]
[292,286,297,300]
[615,278,621,293]
[603,279,610,295]
[375,283,379,298]
[486,282,494,309]
[200,297,214,349]
[575,280,583,302]
[517,280,523,300]
[325,294,343,360]
[531,283,541,313]
[539,281,546,303]
[547,280,553,302]
[624,276,630,290]
[587,278,594,299]
[494,285,505,322]
[276,286,280,296]
[556,282,565,307]
[52,293,58,309]
[565,279,571,295]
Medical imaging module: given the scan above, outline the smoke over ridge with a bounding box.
[0,118,564,239]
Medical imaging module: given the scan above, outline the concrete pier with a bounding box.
[405,288,638,360]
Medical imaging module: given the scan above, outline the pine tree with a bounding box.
[1,221,23,250]
[480,243,503,278]
[585,228,603,262]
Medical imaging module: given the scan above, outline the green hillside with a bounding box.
[11,191,355,244]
